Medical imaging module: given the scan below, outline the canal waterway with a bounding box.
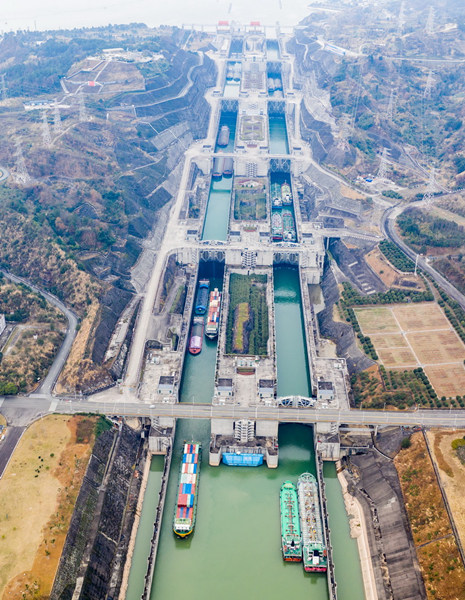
[215,111,237,153]
[201,176,232,241]
[266,39,280,60]
[269,113,289,154]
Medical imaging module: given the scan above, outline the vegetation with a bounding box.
[340,281,433,307]
[395,433,465,600]
[226,273,268,356]
[350,366,444,410]
[233,179,267,221]
[379,240,415,273]
[339,304,378,360]
[398,209,465,250]
[428,277,465,344]
[0,276,66,393]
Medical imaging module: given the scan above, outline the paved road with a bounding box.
[2,395,465,428]
[381,205,465,311]
[1,270,78,395]
[0,426,25,478]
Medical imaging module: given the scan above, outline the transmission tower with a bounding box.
[398,1,406,35]
[386,88,396,121]
[78,91,87,122]
[41,111,52,148]
[14,139,32,186]
[0,74,7,102]
[377,148,390,180]
[424,70,435,99]
[422,167,438,205]
[53,105,62,135]
[425,6,435,36]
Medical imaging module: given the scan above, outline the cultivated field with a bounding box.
[355,303,465,396]
[0,415,97,599]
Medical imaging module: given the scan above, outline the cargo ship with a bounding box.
[272,211,283,241]
[267,76,275,92]
[195,279,210,314]
[281,182,292,205]
[280,481,302,562]
[297,473,327,573]
[173,442,201,537]
[218,125,230,147]
[188,316,204,355]
[282,210,296,242]
[212,156,225,179]
[223,157,233,177]
[205,288,221,339]
[271,182,282,207]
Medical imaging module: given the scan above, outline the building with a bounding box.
[0,314,5,337]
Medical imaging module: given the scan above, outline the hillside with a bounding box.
[0,25,216,392]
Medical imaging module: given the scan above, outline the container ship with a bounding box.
[173,443,201,537]
[195,279,210,314]
[272,211,283,241]
[271,182,282,207]
[297,473,327,573]
[188,317,204,355]
[205,288,221,339]
[217,125,230,147]
[281,182,292,205]
[282,210,296,242]
[212,156,225,179]
[280,481,302,562]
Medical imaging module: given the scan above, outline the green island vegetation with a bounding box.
[0,273,66,393]
[427,276,465,344]
[350,366,448,410]
[340,281,433,307]
[398,209,465,250]
[381,190,403,200]
[379,240,415,272]
[233,178,267,220]
[226,273,269,355]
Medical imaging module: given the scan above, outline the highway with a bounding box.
[1,395,465,428]
[381,204,465,311]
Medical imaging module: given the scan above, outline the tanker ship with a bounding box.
[173,443,201,537]
[297,473,327,573]
[280,481,302,562]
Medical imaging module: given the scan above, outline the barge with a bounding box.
[223,157,234,177]
[188,317,204,355]
[280,481,302,562]
[272,211,283,241]
[297,473,327,573]
[173,443,201,537]
[195,279,210,314]
[217,125,230,147]
[212,156,225,179]
[271,182,282,207]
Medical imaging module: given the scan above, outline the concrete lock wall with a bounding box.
[211,418,234,436]
[256,420,278,437]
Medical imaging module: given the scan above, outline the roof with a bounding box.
[159,375,175,388]
[259,379,274,390]
[217,378,233,390]
[317,381,333,391]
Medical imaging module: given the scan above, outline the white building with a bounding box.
[0,314,5,337]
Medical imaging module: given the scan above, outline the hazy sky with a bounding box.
[2,0,311,32]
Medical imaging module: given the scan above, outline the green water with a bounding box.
[125,456,164,600]
[274,267,310,396]
[269,114,289,155]
[201,176,232,241]
[150,421,329,600]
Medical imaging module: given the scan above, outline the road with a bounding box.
[381,204,465,311]
[0,426,25,478]
[1,270,78,395]
[2,395,465,428]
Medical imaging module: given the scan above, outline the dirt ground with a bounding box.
[355,303,465,396]
[427,430,465,546]
[395,432,465,600]
[365,247,425,290]
[0,415,96,599]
